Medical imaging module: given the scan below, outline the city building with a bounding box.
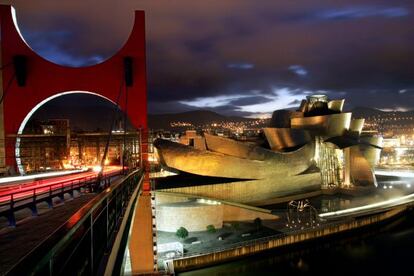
[8,119,141,173]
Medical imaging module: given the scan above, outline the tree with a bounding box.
[176,227,189,239]
[254,217,262,230]
[206,224,217,233]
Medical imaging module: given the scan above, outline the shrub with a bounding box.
[176,227,189,239]
[231,222,240,229]
[206,224,217,233]
[254,217,262,230]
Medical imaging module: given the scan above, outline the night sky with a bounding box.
[4,0,414,117]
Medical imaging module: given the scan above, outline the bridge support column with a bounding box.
[0,43,7,176]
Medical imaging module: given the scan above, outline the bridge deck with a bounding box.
[0,194,95,273]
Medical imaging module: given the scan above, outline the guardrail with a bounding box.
[0,170,121,226]
[5,169,144,276]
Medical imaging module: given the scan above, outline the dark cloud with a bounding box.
[288,99,303,106]
[229,96,270,106]
[316,6,410,20]
[4,0,414,116]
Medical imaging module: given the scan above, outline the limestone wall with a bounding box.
[155,193,190,205]
[155,193,279,232]
[223,205,277,222]
[156,203,223,232]
[158,172,321,205]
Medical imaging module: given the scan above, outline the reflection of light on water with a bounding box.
[319,192,414,218]
[375,170,414,178]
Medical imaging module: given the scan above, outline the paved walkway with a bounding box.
[129,193,155,274]
[0,193,96,274]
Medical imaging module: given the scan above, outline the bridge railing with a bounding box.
[0,170,121,226]
[5,169,144,276]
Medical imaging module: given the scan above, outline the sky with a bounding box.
[3,0,414,117]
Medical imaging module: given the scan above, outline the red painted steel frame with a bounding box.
[0,5,148,185]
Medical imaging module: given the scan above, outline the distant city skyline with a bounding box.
[3,0,414,117]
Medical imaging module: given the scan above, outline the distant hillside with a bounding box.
[350,107,385,118]
[351,106,414,118]
[148,110,253,130]
[149,107,414,130]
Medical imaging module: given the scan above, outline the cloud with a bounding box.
[4,0,414,116]
[227,63,255,70]
[317,6,410,20]
[289,65,308,76]
[228,96,270,106]
[179,95,251,108]
[237,87,310,113]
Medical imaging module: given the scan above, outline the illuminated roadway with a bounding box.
[0,166,122,203]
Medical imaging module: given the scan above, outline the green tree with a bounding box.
[176,227,189,239]
[206,224,216,233]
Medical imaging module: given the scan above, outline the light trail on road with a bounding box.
[0,166,122,203]
[0,169,88,185]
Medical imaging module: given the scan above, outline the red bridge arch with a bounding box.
[0,5,148,175]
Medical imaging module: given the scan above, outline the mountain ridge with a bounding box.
[148,110,254,129]
[149,107,414,129]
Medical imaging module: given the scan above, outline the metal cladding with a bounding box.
[205,133,267,161]
[350,119,365,135]
[327,99,345,112]
[263,128,311,151]
[290,113,352,137]
[155,138,314,179]
[154,95,383,201]
[359,136,383,167]
[350,146,376,186]
[269,110,303,128]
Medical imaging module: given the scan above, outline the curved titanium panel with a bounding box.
[327,99,345,112]
[269,110,303,128]
[350,146,376,186]
[263,128,311,151]
[205,133,266,161]
[349,119,365,134]
[290,113,352,137]
[154,138,315,179]
[359,136,383,167]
